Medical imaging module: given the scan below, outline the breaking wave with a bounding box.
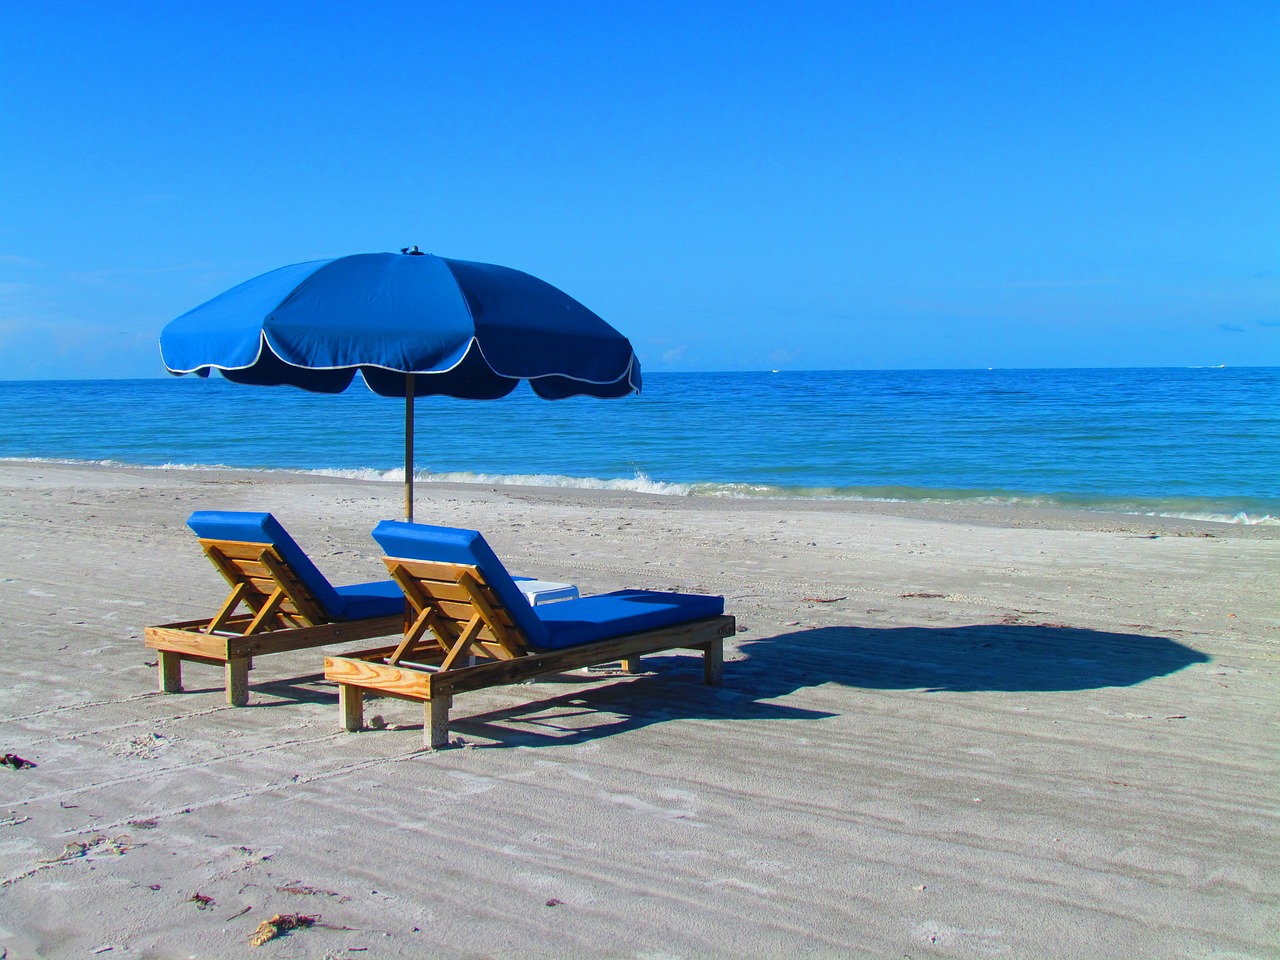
[24,457,1267,525]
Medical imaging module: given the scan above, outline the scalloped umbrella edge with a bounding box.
[159,249,641,519]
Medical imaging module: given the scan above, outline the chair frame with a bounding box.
[145,537,403,706]
[324,555,735,748]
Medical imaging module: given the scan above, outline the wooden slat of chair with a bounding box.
[382,559,528,668]
[389,600,454,666]
[389,557,477,583]
[256,549,323,626]
[202,543,268,604]
[455,569,524,659]
[207,580,252,633]
[202,544,282,632]
[385,561,462,665]
[198,539,326,634]
[438,614,487,671]
[242,585,289,635]
[386,558,522,629]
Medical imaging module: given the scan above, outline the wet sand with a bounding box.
[0,460,1276,957]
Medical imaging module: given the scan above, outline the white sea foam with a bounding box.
[414,468,693,497]
[7,457,1276,525]
[301,465,691,495]
[319,467,1279,523]
[1141,510,1279,526]
[310,466,405,483]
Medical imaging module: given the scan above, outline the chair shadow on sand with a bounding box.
[254,622,1206,749]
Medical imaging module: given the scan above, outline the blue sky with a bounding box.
[2,1,1276,378]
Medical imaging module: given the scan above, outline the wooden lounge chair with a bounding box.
[324,521,736,748]
[144,511,405,706]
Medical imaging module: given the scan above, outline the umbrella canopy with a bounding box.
[160,249,641,518]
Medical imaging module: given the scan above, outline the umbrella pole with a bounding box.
[405,375,414,522]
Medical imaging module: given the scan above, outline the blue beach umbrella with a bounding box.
[160,248,641,519]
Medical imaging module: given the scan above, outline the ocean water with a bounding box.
[1,368,1277,524]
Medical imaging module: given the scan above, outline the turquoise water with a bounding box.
[1,368,1277,523]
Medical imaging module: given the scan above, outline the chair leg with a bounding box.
[339,685,364,732]
[703,638,724,686]
[425,696,451,750]
[225,658,250,707]
[158,651,183,694]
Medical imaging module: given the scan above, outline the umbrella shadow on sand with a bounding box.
[425,623,1210,749]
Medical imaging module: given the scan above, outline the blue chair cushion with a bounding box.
[372,520,724,651]
[187,511,402,621]
[332,580,407,620]
[531,590,724,650]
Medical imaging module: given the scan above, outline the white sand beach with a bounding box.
[0,460,1276,958]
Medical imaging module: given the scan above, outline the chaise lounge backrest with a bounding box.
[187,510,344,621]
[371,520,553,648]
